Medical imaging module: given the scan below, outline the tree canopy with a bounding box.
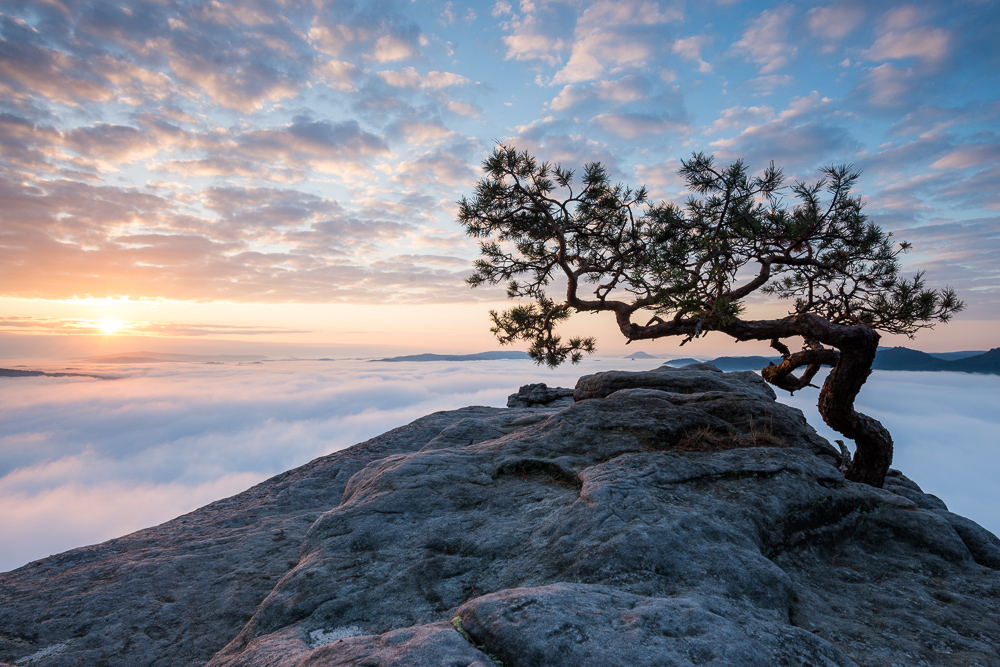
[459,145,963,487]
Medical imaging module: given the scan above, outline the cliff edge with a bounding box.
[1,365,998,666]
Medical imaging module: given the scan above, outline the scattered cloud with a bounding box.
[930,143,1000,171]
[709,93,855,169]
[552,0,682,85]
[866,27,950,66]
[733,6,797,73]
[864,5,950,66]
[0,0,996,326]
[672,35,712,73]
[591,112,687,140]
[806,4,865,43]
[378,67,470,90]
[549,75,652,111]
[706,105,775,134]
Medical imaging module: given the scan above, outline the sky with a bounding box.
[0,0,998,359]
[1,359,998,573]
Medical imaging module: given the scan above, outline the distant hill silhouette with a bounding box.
[662,357,702,367]
[873,347,1000,374]
[663,356,779,371]
[659,347,998,375]
[0,368,114,379]
[947,348,1000,374]
[623,351,659,359]
[928,350,987,361]
[871,347,950,371]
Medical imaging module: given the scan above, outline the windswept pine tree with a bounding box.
[460,145,963,487]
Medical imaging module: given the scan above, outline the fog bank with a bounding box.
[1,359,997,572]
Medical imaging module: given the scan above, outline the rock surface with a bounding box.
[1,364,999,667]
[506,382,575,408]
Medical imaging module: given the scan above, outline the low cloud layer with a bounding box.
[1,361,998,572]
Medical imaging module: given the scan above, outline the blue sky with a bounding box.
[0,0,998,354]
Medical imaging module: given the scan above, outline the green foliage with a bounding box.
[458,144,964,366]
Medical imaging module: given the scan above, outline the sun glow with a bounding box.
[99,320,124,335]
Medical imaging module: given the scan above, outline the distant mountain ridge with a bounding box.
[0,368,114,379]
[660,347,998,375]
[623,351,659,359]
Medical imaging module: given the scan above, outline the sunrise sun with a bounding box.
[99,320,123,335]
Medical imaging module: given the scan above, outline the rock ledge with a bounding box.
[1,365,998,667]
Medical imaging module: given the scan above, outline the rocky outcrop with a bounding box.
[506,382,575,408]
[1,365,998,667]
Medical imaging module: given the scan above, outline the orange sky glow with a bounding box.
[1,0,997,363]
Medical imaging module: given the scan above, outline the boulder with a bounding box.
[1,365,998,667]
[574,363,777,402]
[506,382,575,408]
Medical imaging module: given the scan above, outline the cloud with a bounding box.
[0,317,310,338]
[552,0,682,85]
[708,93,857,170]
[930,143,1000,171]
[806,4,865,43]
[0,14,116,107]
[373,34,420,62]
[492,1,513,18]
[672,35,712,73]
[591,112,687,140]
[0,168,485,303]
[864,6,950,66]
[937,166,1000,212]
[499,2,570,66]
[634,157,689,199]
[387,119,460,146]
[894,218,1000,302]
[733,6,797,73]
[153,116,389,182]
[706,105,775,134]
[0,358,621,570]
[865,27,950,66]
[62,123,164,167]
[746,74,793,95]
[235,116,389,166]
[378,66,470,90]
[0,0,997,345]
[549,75,652,111]
[391,146,479,190]
[308,0,424,64]
[316,59,363,92]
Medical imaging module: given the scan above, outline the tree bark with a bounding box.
[815,327,893,487]
[717,316,894,487]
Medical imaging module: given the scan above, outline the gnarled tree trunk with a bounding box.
[816,328,894,487]
[730,316,894,487]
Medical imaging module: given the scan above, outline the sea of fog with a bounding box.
[1,358,998,573]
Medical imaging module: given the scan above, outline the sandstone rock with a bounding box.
[1,365,998,667]
[506,382,575,408]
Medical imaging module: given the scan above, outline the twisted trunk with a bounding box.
[608,310,894,487]
[816,328,893,487]
[714,316,894,487]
